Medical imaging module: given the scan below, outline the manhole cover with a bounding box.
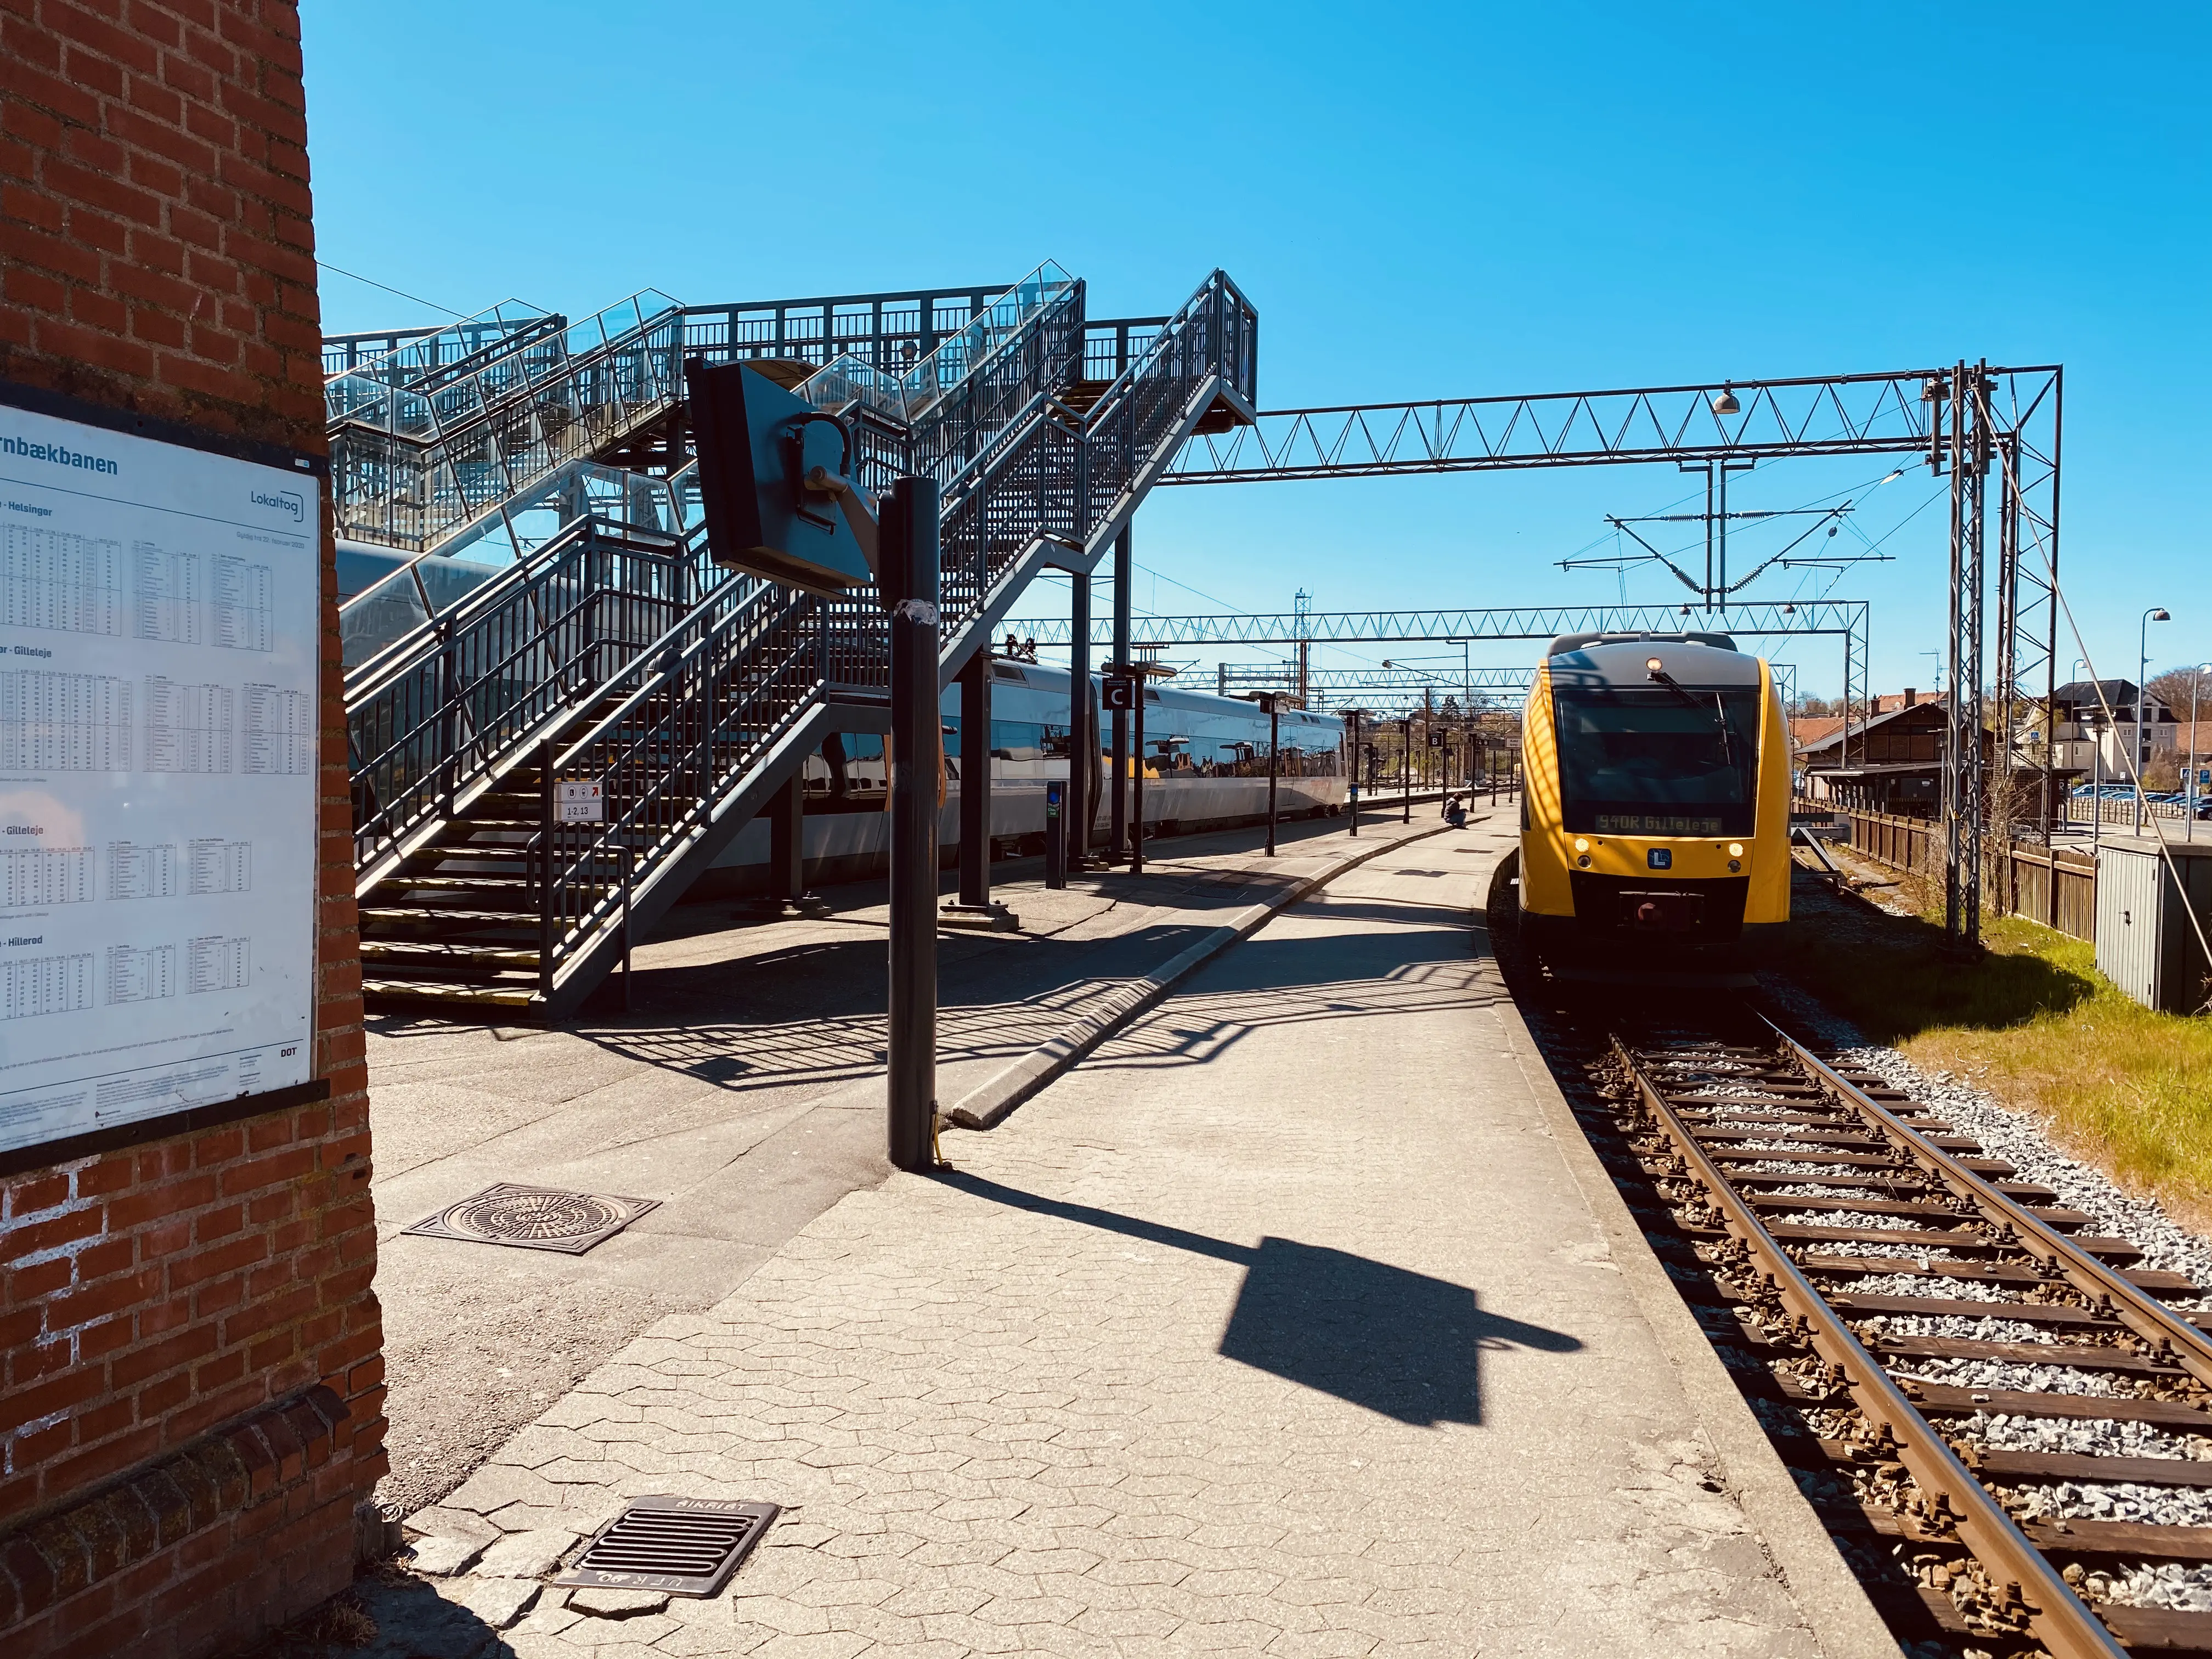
[555,1497,778,1596]
[400,1183,658,1255]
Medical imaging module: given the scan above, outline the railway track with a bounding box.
[1608,1018,2212,1658]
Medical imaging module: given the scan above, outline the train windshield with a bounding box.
[1553,686,1761,836]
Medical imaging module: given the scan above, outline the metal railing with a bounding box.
[345,263,1258,1010]
[323,301,552,383]
[533,582,831,996]
[680,283,1006,376]
[794,263,1082,450]
[339,461,699,668]
[1076,269,1258,528]
[346,507,742,882]
[523,270,1254,1002]
[328,290,684,555]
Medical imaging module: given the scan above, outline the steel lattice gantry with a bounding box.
[1142,364,2062,947]
[1210,661,1797,715]
[1012,603,1866,719]
[1215,664,1534,707]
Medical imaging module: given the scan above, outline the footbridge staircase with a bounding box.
[338,266,1257,1015]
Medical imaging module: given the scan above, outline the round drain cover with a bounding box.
[455,1188,627,1242]
[400,1182,659,1255]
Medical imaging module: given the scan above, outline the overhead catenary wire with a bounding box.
[315,259,471,320]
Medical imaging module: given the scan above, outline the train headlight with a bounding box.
[1728,859,1741,872]
[1728,842,1743,857]
[1573,837,1590,853]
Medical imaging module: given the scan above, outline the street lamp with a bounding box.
[2087,705,2108,856]
[2192,665,2210,843]
[2138,607,2171,832]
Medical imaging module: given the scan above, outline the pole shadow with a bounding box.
[935,1172,1582,1427]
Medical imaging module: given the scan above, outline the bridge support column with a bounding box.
[1110,526,1132,859]
[768,774,805,903]
[957,648,991,906]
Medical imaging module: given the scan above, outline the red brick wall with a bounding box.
[0,1,382,1654]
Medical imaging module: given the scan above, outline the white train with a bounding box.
[695,661,1349,896]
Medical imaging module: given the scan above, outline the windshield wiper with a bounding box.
[1646,662,1735,769]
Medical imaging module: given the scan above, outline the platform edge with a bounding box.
[1488,939,1909,1659]
[943,818,1459,1132]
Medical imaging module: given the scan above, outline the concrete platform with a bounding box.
[375,816,1900,1658]
[370,813,1460,1516]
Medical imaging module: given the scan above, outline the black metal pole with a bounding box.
[1110,527,1132,860]
[1130,678,1146,877]
[1067,568,1091,868]
[1402,718,1411,823]
[885,477,940,1174]
[1265,699,1279,856]
[957,647,989,907]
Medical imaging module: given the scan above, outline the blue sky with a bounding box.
[302,2,2209,699]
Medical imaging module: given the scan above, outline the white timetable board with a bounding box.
[0,398,319,1154]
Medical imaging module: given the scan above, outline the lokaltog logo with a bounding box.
[250,488,305,524]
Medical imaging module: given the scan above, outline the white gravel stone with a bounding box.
[1772,1182,1882,1199]
[1893,1357,2131,1397]
[1781,1209,1944,1232]
[1834,1047,2212,1291]
[2013,1480,2212,1528]
[1840,1272,2014,1301]
[2084,1560,2212,1611]
[1757,1160,1870,1176]
[1854,1312,2051,1344]
[1802,1240,1960,1262]
[1955,1409,2212,1462]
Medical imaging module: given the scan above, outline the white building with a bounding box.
[2050,679,2179,776]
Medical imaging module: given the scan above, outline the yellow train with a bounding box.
[1513,629,1791,970]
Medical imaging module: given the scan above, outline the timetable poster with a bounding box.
[0,400,318,1153]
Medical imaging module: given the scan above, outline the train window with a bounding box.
[990,720,1045,761]
[1553,687,1760,836]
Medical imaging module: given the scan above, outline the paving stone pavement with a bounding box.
[395,825,1838,1657]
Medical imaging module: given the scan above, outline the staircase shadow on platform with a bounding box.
[935,1173,1581,1426]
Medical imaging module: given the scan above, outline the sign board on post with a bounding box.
[0,392,320,1155]
[1102,673,1137,712]
[555,779,605,823]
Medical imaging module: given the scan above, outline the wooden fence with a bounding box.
[1819,805,2097,942]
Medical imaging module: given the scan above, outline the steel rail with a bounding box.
[1769,1017,2212,1390]
[1612,1035,2128,1659]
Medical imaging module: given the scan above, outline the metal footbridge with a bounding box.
[335,265,1257,1015]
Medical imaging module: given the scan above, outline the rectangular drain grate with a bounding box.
[554,1496,779,1597]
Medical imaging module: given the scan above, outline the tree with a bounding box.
[2146,664,2212,729]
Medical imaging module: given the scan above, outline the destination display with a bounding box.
[0,399,318,1153]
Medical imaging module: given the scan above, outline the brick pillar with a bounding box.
[0,4,384,1656]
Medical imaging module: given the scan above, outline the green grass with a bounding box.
[1777,862,2212,1225]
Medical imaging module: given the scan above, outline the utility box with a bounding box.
[2094,835,2212,1014]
